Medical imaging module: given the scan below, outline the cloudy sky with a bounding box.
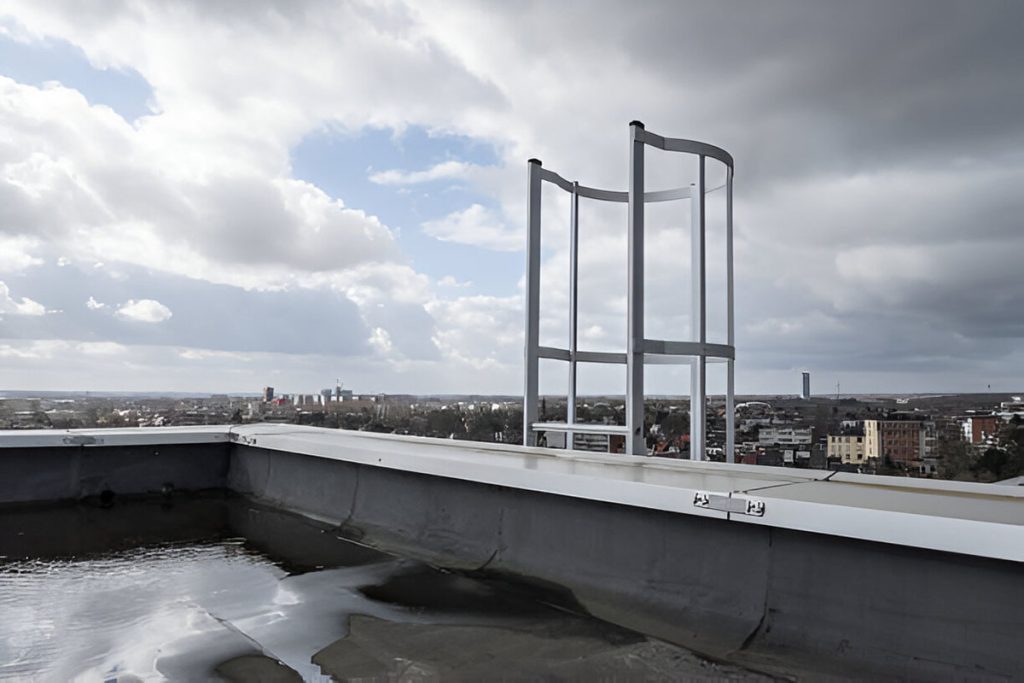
[0,1,1022,396]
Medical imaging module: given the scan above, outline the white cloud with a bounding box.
[437,275,472,288]
[178,348,253,362]
[0,281,46,316]
[0,236,44,272]
[0,2,1022,393]
[426,294,521,369]
[56,256,70,266]
[78,341,127,356]
[0,76,401,291]
[115,298,172,323]
[422,204,520,252]
[85,296,106,310]
[369,160,476,185]
[0,340,66,359]
[368,327,394,355]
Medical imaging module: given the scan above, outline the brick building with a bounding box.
[864,419,925,465]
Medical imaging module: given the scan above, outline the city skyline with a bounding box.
[1,1,1023,395]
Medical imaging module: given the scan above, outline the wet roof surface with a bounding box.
[0,495,768,681]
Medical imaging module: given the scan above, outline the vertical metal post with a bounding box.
[725,166,735,463]
[567,182,580,449]
[523,158,543,446]
[626,121,646,456]
[689,157,706,461]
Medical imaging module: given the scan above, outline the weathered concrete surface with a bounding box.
[744,529,1024,680]
[313,614,768,682]
[0,444,229,504]
[229,446,501,570]
[3,431,1022,679]
[231,444,1024,680]
[2,495,756,682]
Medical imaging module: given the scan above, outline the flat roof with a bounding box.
[1,424,1021,562]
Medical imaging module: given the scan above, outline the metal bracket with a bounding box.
[693,491,765,517]
[62,435,102,446]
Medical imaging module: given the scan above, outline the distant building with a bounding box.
[922,420,938,459]
[999,396,1024,413]
[828,432,866,464]
[864,418,924,465]
[759,426,813,447]
[262,386,274,402]
[963,415,1000,445]
[801,372,810,400]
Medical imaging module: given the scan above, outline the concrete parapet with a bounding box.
[1,425,1022,678]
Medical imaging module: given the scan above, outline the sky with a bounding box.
[0,0,1023,396]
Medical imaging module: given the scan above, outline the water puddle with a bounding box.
[0,495,768,681]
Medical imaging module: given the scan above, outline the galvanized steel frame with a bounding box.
[524,122,735,460]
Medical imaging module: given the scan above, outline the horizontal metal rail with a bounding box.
[539,343,732,363]
[643,339,735,360]
[532,422,630,435]
[539,167,721,204]
[635,129,735,168]
[538,345,627,364]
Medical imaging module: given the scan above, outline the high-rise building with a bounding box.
[801,372,811,400]
[262,386,274,402]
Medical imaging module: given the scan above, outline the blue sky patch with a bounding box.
[290,125,521,295]
[0,28,152,122]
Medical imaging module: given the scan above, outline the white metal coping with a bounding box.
[1,424,1021,563]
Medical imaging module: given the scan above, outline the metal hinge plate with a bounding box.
[693,491,765,517]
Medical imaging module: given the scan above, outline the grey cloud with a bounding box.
[1,262,372,356]
[4,0,1024,392]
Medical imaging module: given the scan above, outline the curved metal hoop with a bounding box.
[539,167,725,204]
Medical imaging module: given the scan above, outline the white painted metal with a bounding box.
[626,121,646,455]
[576,350,628,364]
[532,422,631,435]
[524,122,736,460]
[537,346,571,361]
[567,181,580,448]
[643,340,734,359]
[636,129,735,168]
[689,157,706,461]
[726,166,735,462]
[524,159,543,446]
[538,347,629,364]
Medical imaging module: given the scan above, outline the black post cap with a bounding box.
[527,158,542,165]
[629,120,645,129]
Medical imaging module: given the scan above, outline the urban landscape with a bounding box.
[4,377,1022,484]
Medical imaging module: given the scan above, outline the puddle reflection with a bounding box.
[0,495,766,682]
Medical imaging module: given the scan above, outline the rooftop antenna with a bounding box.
[523,121,735,462]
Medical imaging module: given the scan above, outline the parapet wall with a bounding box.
[1,425,1022,679]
